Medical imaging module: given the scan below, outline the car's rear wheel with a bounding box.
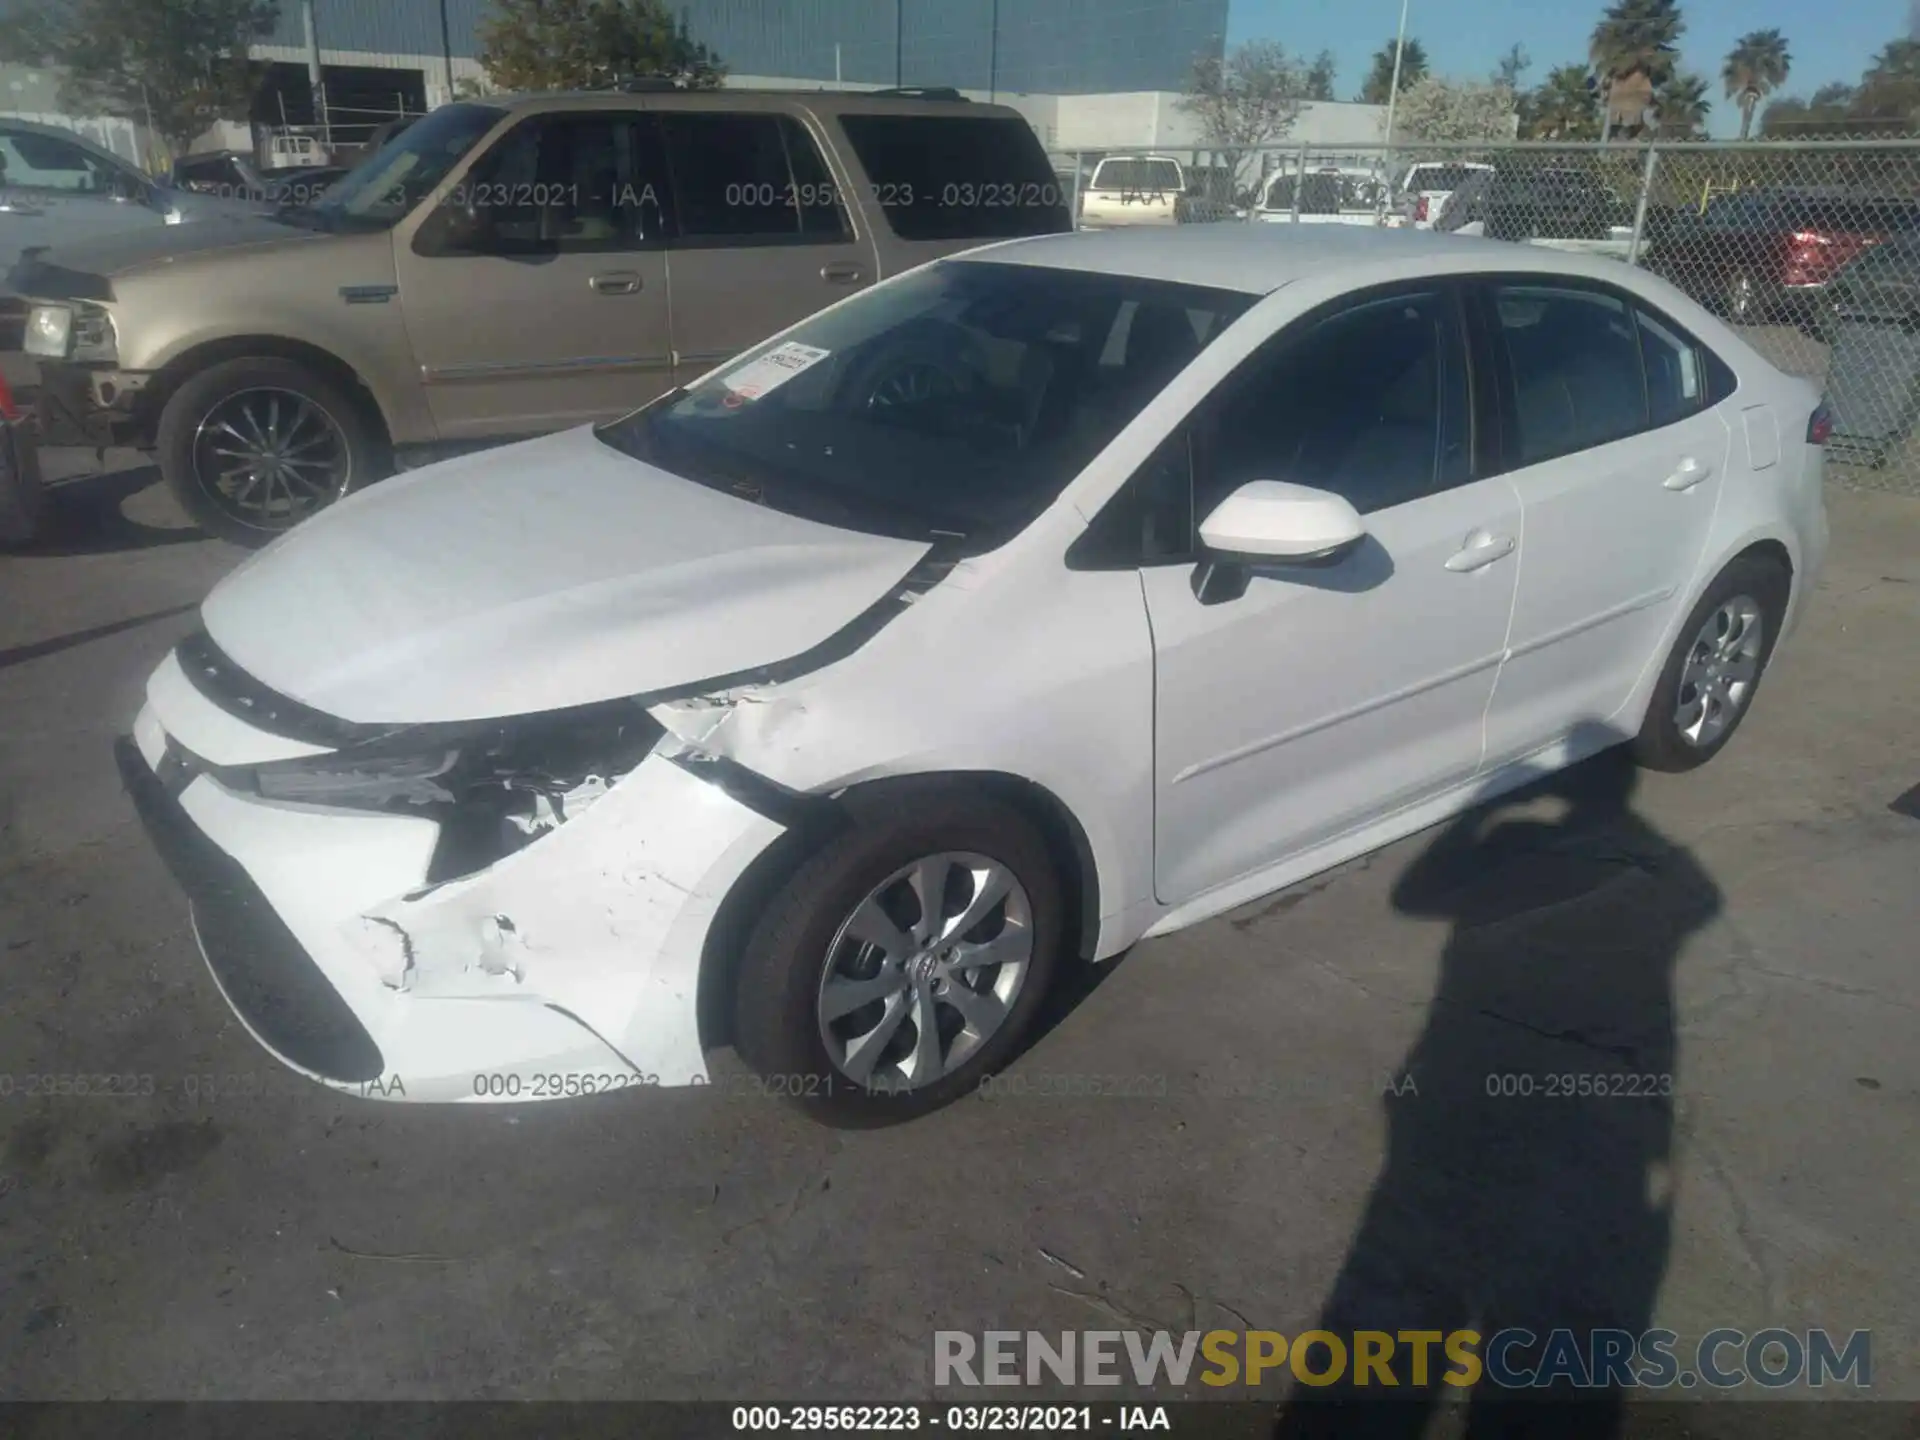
[1725,270,1760,323]
[1632,555,1790,772]
[156,356,390,547]
[733,792,1064,1126]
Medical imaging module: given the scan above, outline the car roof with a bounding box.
[961,225,1649,297]
[479,88,1022,120]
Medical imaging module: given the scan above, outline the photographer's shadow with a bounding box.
[1278,735,1722,1439]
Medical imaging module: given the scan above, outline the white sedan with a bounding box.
[118,226,1831,1124]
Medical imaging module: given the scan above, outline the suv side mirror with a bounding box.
[1199,480,1366,564]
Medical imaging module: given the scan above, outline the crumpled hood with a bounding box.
[200,427,932,725]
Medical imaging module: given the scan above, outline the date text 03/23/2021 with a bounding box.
[731,1406,1172,1432]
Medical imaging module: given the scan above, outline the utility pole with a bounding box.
[895,0,904,87]
[302,0,329,148]
[1380,0,1410,154]
[438,0,455,102]
[988,0,999,102]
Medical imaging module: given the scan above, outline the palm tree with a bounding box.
[1522,64,1602,139]
[1654,71,1712,136]
[1723,29,1791,139]
[1589,0,1685,140]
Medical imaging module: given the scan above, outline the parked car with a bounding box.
[1256,167,1386,226]
[0,364,46,548]
[1,117,264,286]
[1642,189,1920,325]
[265,131,332,170]
[15,89,1070,544]
[1079,153,1185,228]
[1390,160,1494,229]
[1814,230,1920,467]
[170,150,350,209]
[115,226,1828,1124]
[1436,165,1622,242]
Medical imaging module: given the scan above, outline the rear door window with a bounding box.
[837,112,1070,241]
[658,111,852,245]
[1488,284,1649,464]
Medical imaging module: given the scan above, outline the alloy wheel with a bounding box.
[816,851,1033,1092]
[1727,272,1757,322]
[191,388,352,530]
[1674,595,1765,747]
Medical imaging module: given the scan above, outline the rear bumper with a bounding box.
[119,688,790,1102]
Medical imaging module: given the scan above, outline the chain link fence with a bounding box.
[1053,139,1920,497]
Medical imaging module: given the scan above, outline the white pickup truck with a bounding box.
[1256,168,1388,226]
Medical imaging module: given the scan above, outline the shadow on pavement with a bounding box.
[30,464,207,556]
[1277,734,1721,1439]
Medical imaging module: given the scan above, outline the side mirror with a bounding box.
[1198,480,1366,565]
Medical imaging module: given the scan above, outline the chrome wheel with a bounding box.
[816,851,1033,1092]
[1674,595,1765,748]
[192,388,351,529]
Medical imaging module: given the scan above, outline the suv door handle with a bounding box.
[590,271,642,295]
[1664,456,1712,490]
[1445,531,1516,572]
[821,262,864,284]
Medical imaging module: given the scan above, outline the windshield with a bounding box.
[1404,164,1480,194]
[1091,158,1183,193]
[598,260,1255,551]
[305,103,504,229]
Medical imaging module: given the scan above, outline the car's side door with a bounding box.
[1134,284,1524,907]
[1472,280,1732,768]
[655,109,878,379]
[394,109,675,440]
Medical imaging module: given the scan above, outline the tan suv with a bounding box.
[14,87,1069,543]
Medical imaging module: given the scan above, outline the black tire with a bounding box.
[155,356,390,548]
[1632,555,1790,773]
[733,789,1066,1127]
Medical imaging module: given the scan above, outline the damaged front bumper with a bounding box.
[35,361,151,450]
[119,697,789,1103]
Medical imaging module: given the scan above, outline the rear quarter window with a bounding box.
[837,112,1070,241]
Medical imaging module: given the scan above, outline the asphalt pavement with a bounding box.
[1,458,1916,1418]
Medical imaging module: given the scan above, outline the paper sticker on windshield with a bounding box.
[720,342,831,401]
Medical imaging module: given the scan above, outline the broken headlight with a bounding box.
[235,701,666,880]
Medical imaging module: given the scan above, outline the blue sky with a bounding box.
[1227,0,1913,136]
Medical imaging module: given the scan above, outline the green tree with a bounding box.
[1493,43,1531,90]
[1856,37,1920,124]
[1359,37,1428,104]
[1588,0,1685,139]
[1521,64,1602,139]
[1391,76,1518,143]
[478,0,725,92]
[1758,82,1854,138]
[1179,40,1315,189]
[1653,70,1711,136]
[1305,49,1338,102]
[1722,28,1790,139]
[0,0,277,157]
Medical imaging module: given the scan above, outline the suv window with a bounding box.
[0,127,117,194]
[451,113,662,254]
[837,113,1070,241]
[1090,157,1183,193]
[1201,289,1472,523]
[1490,284,1647,464]
[658,112,851,244]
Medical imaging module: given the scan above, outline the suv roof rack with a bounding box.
[610,76,687,92]
[867,86,968,102]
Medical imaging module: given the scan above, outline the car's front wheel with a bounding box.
[156,356,390,547]
[733,791,1065,1126]
[1633,555,1790,772]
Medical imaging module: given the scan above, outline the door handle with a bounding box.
[1664,456,1712,491]
[1444,531,1516,573]
[590,271,642,295]
[821,262,864,284]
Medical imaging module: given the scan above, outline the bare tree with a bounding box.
[1390,77,1520,144]
[1179,41,1314,191]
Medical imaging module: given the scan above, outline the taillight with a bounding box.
[1808,403,1833,446]
[1790,230,1834,248]
[1414,195,1430,222]
[0,371,16,423]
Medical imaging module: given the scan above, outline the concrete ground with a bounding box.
[1,455,1917,1420]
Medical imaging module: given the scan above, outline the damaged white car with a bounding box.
[120,226,1829,1123]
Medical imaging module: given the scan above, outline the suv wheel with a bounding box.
[156,356,389,546]
[733,792,1064,1126]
